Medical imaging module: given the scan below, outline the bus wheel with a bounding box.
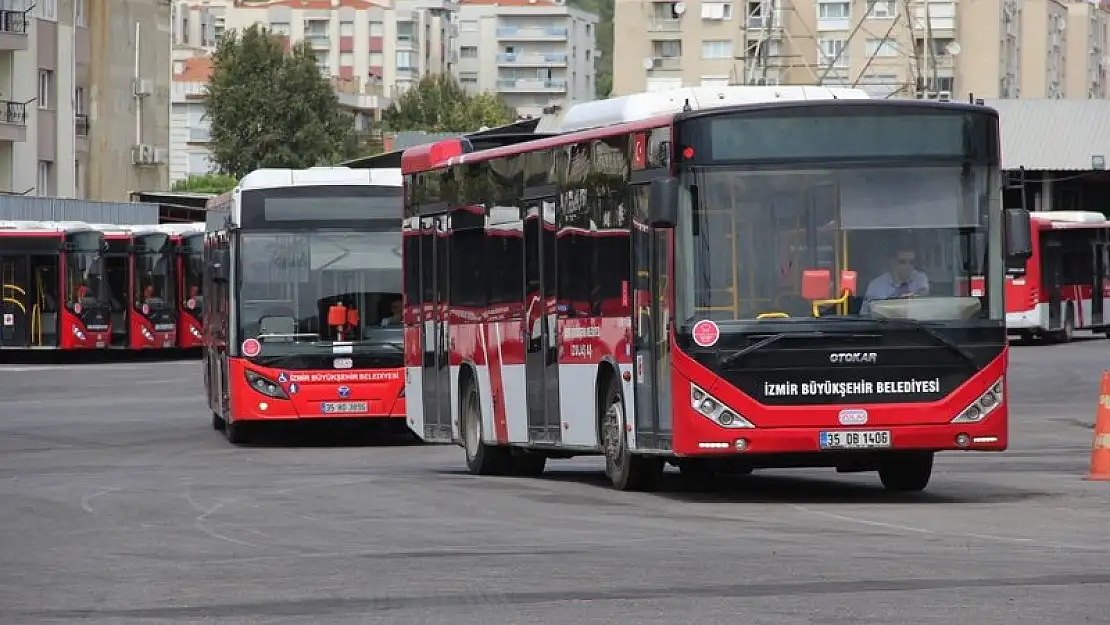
[461,381,509,475]
[211,412,225,431]
[877,452,933,492]
[600,376,663,492]
[224,419,252,445]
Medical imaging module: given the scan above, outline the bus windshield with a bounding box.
[237,230,402,353]
[66,249,106,309]
[182,234,204,315]
[135,251,174,311]
[674,164,1002,326]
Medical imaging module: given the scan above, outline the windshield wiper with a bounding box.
[869,316,978,367]
[718,331,826,368]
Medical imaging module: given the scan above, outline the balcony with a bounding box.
[496,79,567,92]
[396,66,419,79]
[497,52,568,66]
[648,18,683,35]
[396,34,420,50]
[0,9,28,51]
[0,100,27,143]
[648,56,682,71]
[188,126,211,143]
[305,34,330,49]
[746,14,784,34]
[496,27,568,41]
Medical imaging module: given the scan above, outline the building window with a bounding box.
[75,0,86,26]
[460,71,478,85]
[339,21,354,37]
[397,51,413,69]
[460,20,477,32]
[339,52,354,66]
[37,161,51,195]
[818,38,847,65]
[74,160,82,196]
[701,2,732,19]
[701,40,733,60]
[866,0,894,18]
[38,0,57,21]
[269,22,290,36]
[38,70,53,109]
[461,46,477,58]
[864,38,898,57]
[817,1,850,19]
[369,21,384,37]
[74,87,85,114]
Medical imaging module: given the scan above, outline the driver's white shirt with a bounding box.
[861,270,929,314]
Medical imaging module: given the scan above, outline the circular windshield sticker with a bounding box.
[186,298,196,310]
[241,338,262,357]
[692,319,721,347]
[74,303,82,314]
[141,304,150,315]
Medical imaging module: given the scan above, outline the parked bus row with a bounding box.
[0,220,207,352]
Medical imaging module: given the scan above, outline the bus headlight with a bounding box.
[244,370,289,400]
[951,379,1004,424]
[691,383,754,429]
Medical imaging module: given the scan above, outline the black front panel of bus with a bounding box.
[677,323,1006,406]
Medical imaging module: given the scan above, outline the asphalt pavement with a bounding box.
[1,337,1108,624]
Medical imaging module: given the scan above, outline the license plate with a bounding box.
[321,401,369,414]
[820,430,892,450]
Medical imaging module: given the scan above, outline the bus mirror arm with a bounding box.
[648,177,679,228]
[1003,208,1033,263]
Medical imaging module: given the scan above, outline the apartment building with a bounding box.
[174,0,457,97]
[613,0,1110,100]
[456,0,597,117]
[0,0,170,199]
[169,54,386,184]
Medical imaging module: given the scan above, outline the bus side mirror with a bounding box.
[1004,208,1032,263]
[209,250,230,283]
[648,176,679,228]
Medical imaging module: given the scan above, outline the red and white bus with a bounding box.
[0,220,111,350]
[400,86,1033,493]
[1005,210,1110,342]
[202,166,407,444]
[156,223,207,349]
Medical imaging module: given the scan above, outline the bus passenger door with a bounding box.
[524,204,558,443]
[1043,237,1063,329]
[1091,241,1107,326]
[421,215,453,442]
[631,188,671,450]
[0,255,30,348]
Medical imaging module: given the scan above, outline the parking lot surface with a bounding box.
[1,338,1108,624]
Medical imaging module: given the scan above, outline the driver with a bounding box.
[862,244,929,313]
[380,297,403,327]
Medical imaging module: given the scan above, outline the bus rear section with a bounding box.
[1005,210,1110,343]
[401,87,1033,493]
[0,221,111,350]
[203,167,406,444]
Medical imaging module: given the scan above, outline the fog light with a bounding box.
[734,438,749,451]
[955,433,970,447]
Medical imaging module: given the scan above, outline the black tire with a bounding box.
[460,381,510,475]
[878,452,934,492]
[211,411,225,431]
[599,375,663,491]
[1049,306,1075,343]
[224,418,252,445]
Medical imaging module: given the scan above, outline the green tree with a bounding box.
[384,73,515,133]
[204,25,355,178]
[171,173,237,194]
